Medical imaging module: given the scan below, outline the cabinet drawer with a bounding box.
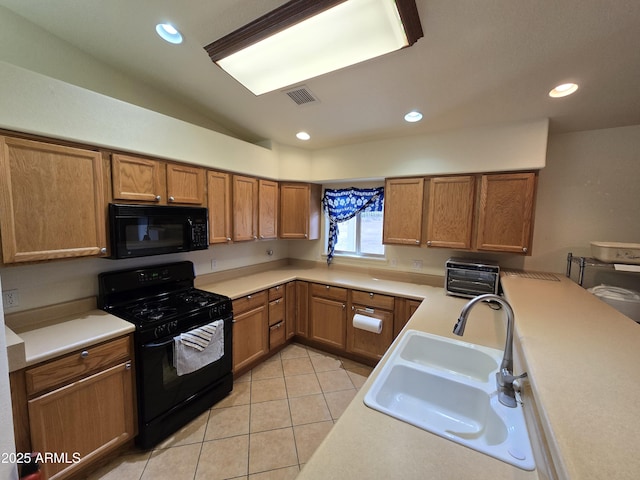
[232,290,268,316]
[269,321,286,349]
[351,290,395,310]
[268,284,284,301]
[25,336,131,396]
[310,283,348,302]
[269,298,285,326]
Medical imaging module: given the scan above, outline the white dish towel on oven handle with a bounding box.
[173,319,224,376]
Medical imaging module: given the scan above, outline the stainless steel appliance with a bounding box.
[445,257,500,298]
[107,203,209,259]
[98,261,232,449]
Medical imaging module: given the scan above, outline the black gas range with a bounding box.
[98,261,233,449]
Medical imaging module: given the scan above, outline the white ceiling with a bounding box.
[1,0,639,149]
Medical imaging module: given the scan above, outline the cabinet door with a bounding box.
[285,282,296,341]
[233,175,258,241]
[393,298,422,337]
[295,281,309,338]
[309,287,347,350]
[0,136,107,263]
[279,183,321,240]
[259,179,279,239]
[207,170,232,244]
[347,306,394,361]
[383,177,425,245]
[232,303,268,373]
[476,173,536,253]
[111,153,164,203]
[166,163,205,205]
[426,176,475,249]
[28,361,135,480]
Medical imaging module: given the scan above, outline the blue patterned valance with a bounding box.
[322,187,384,264]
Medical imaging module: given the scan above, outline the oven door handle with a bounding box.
[143,337,176,349]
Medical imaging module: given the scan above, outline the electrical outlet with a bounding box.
[412,260,423,270]
[3,289,19,308]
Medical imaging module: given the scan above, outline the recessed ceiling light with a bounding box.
[549,83,578,98]
[404,111,423,122]
[296,131,311,141]
[156,23,183,44]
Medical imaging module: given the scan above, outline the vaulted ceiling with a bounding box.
[1,0,639,149]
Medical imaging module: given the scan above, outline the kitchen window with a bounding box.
[333,210,385,258]
[322,186,384,263]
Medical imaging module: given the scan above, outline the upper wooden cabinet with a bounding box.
[166,163,205,205]
[111,153,164,203]
[207,170,232,244]
[476,172,536,253]
[232,175,259,241]
[383,177,425,246]
[279,183,321,240]
[0,136,107,263]
[258,179,278,240]
[111,154,205,205]
[425,176,476,249]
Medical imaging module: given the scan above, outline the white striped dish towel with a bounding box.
[180,323,218,351]
[173,319,224,376]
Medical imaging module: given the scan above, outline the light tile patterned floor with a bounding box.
[85,343,372,480]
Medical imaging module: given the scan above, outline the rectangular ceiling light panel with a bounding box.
[212,0,419,95]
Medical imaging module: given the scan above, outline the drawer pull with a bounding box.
[125,362,132,370]
[369,292,374,298]
[247,295,252,299]
[80,350,89,358]
[326,285,330,290]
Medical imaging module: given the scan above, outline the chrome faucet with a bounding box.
[453,294,527,408]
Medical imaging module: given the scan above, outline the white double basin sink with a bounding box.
[364,330,535,470]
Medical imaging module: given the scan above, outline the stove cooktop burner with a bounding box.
[108,288,230,329]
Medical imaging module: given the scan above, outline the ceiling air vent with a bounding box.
[284,85,319,106]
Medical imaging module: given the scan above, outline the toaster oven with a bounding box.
[445,258,500,298]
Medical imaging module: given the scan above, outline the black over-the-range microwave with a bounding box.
[107,203,209,259]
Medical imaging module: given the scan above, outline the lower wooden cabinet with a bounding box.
[232,291,268,373]
[394,298,422,337]
[347,291,395,361]
[15,335,135,480]
[268,285,286,350]
[309,284,348,350]
[29,362,134,480]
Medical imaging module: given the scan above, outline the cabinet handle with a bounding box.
[325,285,330,290]
[522,247,528,253]
[247,295,252,299]
[415,240,420,245]
[253,235,258,240]
[369,292,374,298]
[100,247,107,254]
[275,285,280,291]
[226,237,231,242]
[125,362,132,370]
[275,299,281,304]
[169,196,175,202]
[342,304,346,309]
[304,233,308,238]
[80,350,89,358]
[427,241,432,246]
[154,195,161,201]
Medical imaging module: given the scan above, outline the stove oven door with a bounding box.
[135,314,233,426]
